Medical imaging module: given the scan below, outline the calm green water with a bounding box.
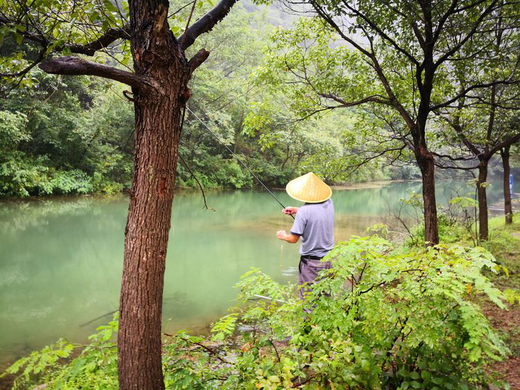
[0,180,508,366]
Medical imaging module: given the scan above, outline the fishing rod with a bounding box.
[187,107,295,219]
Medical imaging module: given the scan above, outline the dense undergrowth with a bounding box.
[3,215,520,390]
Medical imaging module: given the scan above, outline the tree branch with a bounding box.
[188,49,210,73]
[309,0,373,58]
[431,79,520,110]
[38,56,147,89]
[0,14,130,56]
[432,0,459,44]
[342,1,419,65]
[178,0,238,50]
[0,48,45,78]
[67,25,131,56]
[432,151,476,162]
[434,0,499,67]
[319,93,391,106]
[489,132,520,156]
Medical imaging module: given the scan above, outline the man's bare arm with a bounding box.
[276,230,300,243]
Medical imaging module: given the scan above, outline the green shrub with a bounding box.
[0,153,94,197]
[49,170,93,194]
[213,159,253,189]
[91,171,124,194]
[2,316,118,390]
[0,152,53,196]
[165,235,509,389]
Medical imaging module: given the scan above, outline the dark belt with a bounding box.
[300,255,323,262]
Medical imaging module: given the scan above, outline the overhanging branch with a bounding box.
[489,132,520,156]
[178,0,238,50]
[0,15,130,56]
[319,93,391,107]
[67,25,131,56]
[431,79,520,110]
[38,56,147,89]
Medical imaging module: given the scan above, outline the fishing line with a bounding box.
[186,106,294,219]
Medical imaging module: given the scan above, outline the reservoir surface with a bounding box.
[0,180,508,366]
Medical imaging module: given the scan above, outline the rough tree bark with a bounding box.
[116,2,191,388]
[477,159,490,241]
[418,151,439,244]
[501,145,513,224]
[116,1,236,388]
[33,0,238,387]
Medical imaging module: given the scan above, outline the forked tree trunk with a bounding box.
[418,151,439,245]
[501,146,513,224]
[477,159,489,241]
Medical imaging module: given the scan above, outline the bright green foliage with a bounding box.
[211,313,238,341]
[252,18,417,183]
[163,236,509,389]
[1,339,75,389]
[1,0,407,196]
[2,315,118,390]
[0,74,133,196]
[0,0,125,86]
[0,110,29,147]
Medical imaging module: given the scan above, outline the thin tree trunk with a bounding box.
[233,111,244,154]
[477,160,489,241]
[418,153,439,245]
[501,146,513,224]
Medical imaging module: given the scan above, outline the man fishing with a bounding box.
[276,172,334,299]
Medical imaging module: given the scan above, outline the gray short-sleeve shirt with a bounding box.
[290,199,334,258]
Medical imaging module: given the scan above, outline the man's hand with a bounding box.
[277,230,287,239]
[276,230,299,243]
[282,207,299,215]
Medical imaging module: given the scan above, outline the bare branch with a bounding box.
[38,56,147,89]
[180,0,198,47]
[489,132,520,155]
[178,0,238,50]
[432,151,476,162]
[319,93,391,106]
[0,48,45,78]
[178,153,215,211]
[431,79,520,110]
[67,24,131,55]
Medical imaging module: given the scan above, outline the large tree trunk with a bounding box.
[118,1,191,389]
[501,146,513,224]
[29,0,236,387]
[118,85,188,390]
[418,151,439,245]
[477,159,490,241]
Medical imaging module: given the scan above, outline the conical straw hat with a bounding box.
[286,172,332,203]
